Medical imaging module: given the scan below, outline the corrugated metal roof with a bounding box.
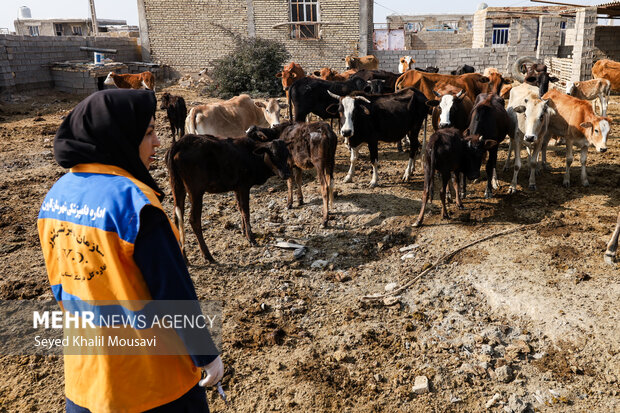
[597,1,620,16]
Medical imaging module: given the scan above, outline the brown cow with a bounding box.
[185,95,286,138]
[276,62,306,92]
[395,71,491,102]
[313,67,358,81]
[344,55,379,71]
[247,121,337,227]
[398,56,415,73]
[542,89,611,188]
[167,135,291,263]
[104,71,155,91]
[592,59,620,92]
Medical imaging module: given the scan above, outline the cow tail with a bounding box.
[288,88,293,122]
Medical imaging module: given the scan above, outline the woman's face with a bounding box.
[139,117,160,169]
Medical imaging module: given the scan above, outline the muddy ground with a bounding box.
[0,82,618,412]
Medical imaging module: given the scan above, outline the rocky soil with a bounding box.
[0,83,618,412]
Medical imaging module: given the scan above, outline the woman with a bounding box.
[38,89,223,412]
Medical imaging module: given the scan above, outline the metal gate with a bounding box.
[373,29,405,51]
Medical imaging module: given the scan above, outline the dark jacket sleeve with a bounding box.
[134,205,218,367]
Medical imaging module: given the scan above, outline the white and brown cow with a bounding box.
[398,56,415,73]
[542,89,611,188]
[185,95,287,138]
[103,71,155,91]
[506,83,555,192]
[566,78,611,117]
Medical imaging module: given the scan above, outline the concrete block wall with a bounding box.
[571,7,597,82]
[594,26,620,62]
[472,9,487,48]
[536,16,564,59]
[374,46,523,75]
[0,34,141,92]
[50,69,100,94]
[141,0,371,74]
[407,31,472,50]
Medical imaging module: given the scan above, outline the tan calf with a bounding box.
[592,58,620,92]
[542,89,611,188]
[103,71,155,91]
[344,54,379,71]
[313,67,357,81]
[185,95,287,138]
[566,78,611,117]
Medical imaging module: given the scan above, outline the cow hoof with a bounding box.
[484,190,493,199]
[542,162,551,171]
[287,203,293,209]
[369,181,378,188]
[322,220,329,228]
[442,213,450,219]
[413,220,422,228]
[529,184,537,191]
[605,253,616,265]
[582,180,590,187]
[457,204,465,210]
[563,181,570,188]
[343,175,353,183]
[508,187,517,194]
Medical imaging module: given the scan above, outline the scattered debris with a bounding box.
[412,375,429,394]
[274,241,306,250]
[399,244,418,252]
[311,259,329,269]
[293,247,307,259]
[384,282,398,292]
[401,251,416,260]
[495,365,514,383]
[485,392,501,408]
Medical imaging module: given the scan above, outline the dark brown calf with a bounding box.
[247,121,337,227]
[160,92,187,142]
[414,128,492,227]
[167,135,291,263]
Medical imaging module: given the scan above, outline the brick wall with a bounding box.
[594,26,620,62]
[141,0,371,74]
[0,34,141,93]
[407,31,472,50]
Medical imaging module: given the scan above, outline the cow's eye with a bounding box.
[595,129,599,133]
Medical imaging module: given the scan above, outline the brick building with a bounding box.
[137,0,373,73]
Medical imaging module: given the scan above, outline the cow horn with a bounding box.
[433,90,441,97]
[355,96,371,103]
[327,90,341,100]
[456,90,465,98]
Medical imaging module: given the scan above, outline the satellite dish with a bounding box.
[478,3,489,10]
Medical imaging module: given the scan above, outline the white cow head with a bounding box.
[513,98,555,143]
[256,98,288,127]
[327,90,370,137]
[581,117,611,153]
[398,56,415,74]
[103,72,115,86]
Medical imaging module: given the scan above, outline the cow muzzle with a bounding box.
[439,122,450,129]
[598,147,608,153]
[524,135,537,143]
[341,129,353,138]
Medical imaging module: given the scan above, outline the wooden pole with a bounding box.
[89,0,99,35]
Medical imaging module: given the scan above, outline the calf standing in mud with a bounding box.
[247,121,337,227]
[414,128,493,227]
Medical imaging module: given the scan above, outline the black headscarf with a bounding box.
[54,89,163,200]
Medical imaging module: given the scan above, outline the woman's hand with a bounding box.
[199,356,224,387]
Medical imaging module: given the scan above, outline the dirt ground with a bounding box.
[0,82,618,412]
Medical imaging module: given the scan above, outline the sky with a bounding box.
[0,0,608,33]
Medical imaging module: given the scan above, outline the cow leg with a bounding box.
[579,145,589,187]
[396,140,403,152]
[528,141,542,191]
[440,172,451,219]
[343,146,359,183]
[509,136,522,194]
[189,193,215,263]
[541,133,551,171]
[402,135,420,182]
[316,165,330,227]
[503,137,513,172]
[413,172,432,228]
[484,147,498,198]
[563,143,574,188]
[295,167,304,205]
[236,189,256,246]
[402,157,415,182]
[286,177,294,209]
[460,173,467,200]
[173,186,187,261]
[453,174,463,209]
[368,143,380,188]
[605,211,620,264]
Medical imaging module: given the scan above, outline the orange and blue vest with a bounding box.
[38,163,201,413]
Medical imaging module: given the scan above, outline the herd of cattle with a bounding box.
[100,55,620,265]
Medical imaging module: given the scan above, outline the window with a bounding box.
[492,24,509,45]
[28,26,40,36]
[72,26,83,36]
[55,24,63,36]
[290,0,319,39]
